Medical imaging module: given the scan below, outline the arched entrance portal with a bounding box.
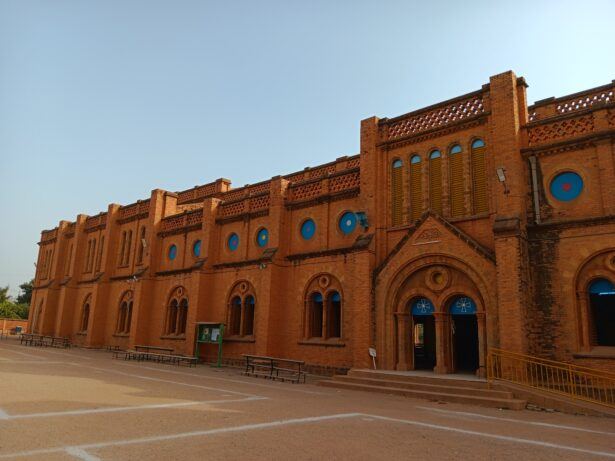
[411,298,436,370]
[450,297,479,373]
[589,278,615,346]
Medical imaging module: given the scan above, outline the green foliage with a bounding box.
[0,281,31,320]
[17,279,33,305]
[0,300,29,320]
[0,286,9,303]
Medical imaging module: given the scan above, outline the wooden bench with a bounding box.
[111,347,197,367]
[50,336,71,348]
[135,345,174,355]
[242,355,306,384]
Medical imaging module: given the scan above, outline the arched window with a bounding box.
[89,238,97,272]
[116,291,133,334]
[589,278,615,346]
[391,159,404,226]
[304,274,343,340]
[410,155,422,221]
[124,230,133,265]
[227,281,256,337]
[229,296,242,335]
[32,300,44,334]
[65,243,73,275]
[118,231,127,266]
[137,227,146,264]
[80,296,91,332]
[95,236,104,272]
[327,291,341,338]
[449,144,465,217]
[429,150,442,214]
[244,295,255,336]
[471,138,488,214]
[165,286,188,337]
[310,293,324,338]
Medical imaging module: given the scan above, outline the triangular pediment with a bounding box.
[375,212,495,279]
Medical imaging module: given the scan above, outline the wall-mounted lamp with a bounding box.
[496,167,510,195]
[356,211,369,229]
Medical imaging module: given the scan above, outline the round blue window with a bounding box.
[339,212,357,235]
[550,172,583,202]
[300,219,316,240]
[193,240,201,257]
[228,233,239,251]
[168,244,177,260]
[256,228,269,247]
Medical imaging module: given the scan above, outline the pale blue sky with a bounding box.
[1,0,614,296]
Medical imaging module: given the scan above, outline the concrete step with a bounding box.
[348,369,489,389]
[335,375,515,399]
[319,379,527,410]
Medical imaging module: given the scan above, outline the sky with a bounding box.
[1,0,614,297]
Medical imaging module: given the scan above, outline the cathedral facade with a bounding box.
[29,71,615,376]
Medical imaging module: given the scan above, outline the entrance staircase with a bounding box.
[319,369,527,410]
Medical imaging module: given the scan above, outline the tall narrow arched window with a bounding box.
[65,243,73,275]
[244,295,255,336]
[410,155,423,221]
[429,150,442,214]
[124,230,133,266]
[229,296,242,335]
[310,293,324,338]
[118,231,127,266]
[33,300,43,333]
[327,291,342,338]
[95,236,104,272]
[449,144,465,217]
[84,239,92,272]
[167,299,178,334]
[391,159,404,226]
[80,297,91,332]
[227,281,257,337]
[177,298,188,335]
[165,286,189,337]
[126,301,133,333]
[471,139,488,214]
[137,226,146,264]
[589,278,615,346]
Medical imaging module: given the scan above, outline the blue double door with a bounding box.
[411,297,479,373]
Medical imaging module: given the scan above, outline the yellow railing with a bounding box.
[487,348,615,408]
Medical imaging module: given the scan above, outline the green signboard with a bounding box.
[195,322,225,367]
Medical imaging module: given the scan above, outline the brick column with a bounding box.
[487,71,531,354]
[434,312,449,374]
[395,313,410,371]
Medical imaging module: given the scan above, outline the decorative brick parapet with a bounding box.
[528,81,614,122]
[380,90,485,141]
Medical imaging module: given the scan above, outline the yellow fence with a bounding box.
[487,348,615,408]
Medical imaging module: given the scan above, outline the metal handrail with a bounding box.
[487,348,615,408]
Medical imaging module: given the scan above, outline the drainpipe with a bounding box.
[529,156,541,225]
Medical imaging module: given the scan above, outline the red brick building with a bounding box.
[29,71,615,376]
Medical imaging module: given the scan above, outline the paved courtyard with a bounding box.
[0,338,613,460]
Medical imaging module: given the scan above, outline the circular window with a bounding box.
[193,240,202,257]
[256,228,269,248]
[300,219,316,240]
[550,171,583,202]
[339,211,357,235]
[228,233,239,251]
[168,244,177,261]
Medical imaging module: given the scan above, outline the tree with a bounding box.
[17,279,33,305]
[0,286,10,303]
[0,283,30,320]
